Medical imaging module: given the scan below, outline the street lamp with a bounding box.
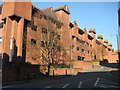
[110,34,120,63]
[70,25,73,75]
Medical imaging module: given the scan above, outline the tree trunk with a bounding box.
[47,63,51,76]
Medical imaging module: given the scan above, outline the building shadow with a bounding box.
[2,53,49,83]
[100,59,119,69]
[76,70,120,88]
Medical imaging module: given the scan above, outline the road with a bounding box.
[2,64,119,89]
[0,54,2,90]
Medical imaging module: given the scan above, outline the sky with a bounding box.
[32,2,119,50]
[0,1,119,50]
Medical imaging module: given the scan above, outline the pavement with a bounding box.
[3,75,70,86]
[2,63,120,89]
[81,64,119,78]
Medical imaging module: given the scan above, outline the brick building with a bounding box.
[0,1,118,67]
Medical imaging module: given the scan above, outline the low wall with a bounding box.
[49,68,82,76]
[92,62,100,65]
[67,61,94,70]
[2,64,48,83]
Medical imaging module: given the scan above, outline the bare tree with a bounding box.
[23,8,66,75]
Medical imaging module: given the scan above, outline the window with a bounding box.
[94,55,96,59]
[108,48,111,51]
[77,47,79,51]
[81,49,85,53]
[41,41,44,47]
[0,23,3,28]
[57,35,61,40]
[91,52,92,54]
[32,25,37,31]
[90,44,92,47]
[88,51,89,54]
[41,40,47,47]
[57,46,61,51]
[77,56,84,61]
[31,39,36,45]
[0,37,2,43]
[42,27,47,34]
[72,45,74,49]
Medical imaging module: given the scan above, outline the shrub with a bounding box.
[92,59,101,62]
[51,63,70,68]
[71,59,79,61]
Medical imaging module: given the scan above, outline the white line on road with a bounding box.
[94,77,99,87]
[62,83,69,88]
[98,85,108,88]
[78,81,82,88]
[45,86,52,88]
[98,81,118,85]
[97,83,119,88]
[2,85,12,88]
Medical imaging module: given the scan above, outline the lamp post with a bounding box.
[70,27,72,75]
[9,37,14,63]
[110,34,120,63]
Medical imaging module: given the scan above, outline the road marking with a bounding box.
[97,83,119,88]
[2,85,12,88]
[62,83,69,88]
[45,86,52,88]
[45,83,70,88]
[94,77,119,88]
[99,81,118,85]
[98,85,108,88]
[94,77,99,86]
[107,71,119,78]
[99,77,116,82]
[78,81,82,88]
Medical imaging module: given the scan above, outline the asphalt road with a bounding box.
[2,70,119,89]
[0,72,2,90]
[0,54,2,90]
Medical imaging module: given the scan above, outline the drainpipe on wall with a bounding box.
[9,37,14,63]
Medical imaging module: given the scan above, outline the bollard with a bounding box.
[66,69,67,76]
[53,70,54,78]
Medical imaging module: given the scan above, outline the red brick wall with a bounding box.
[49,68,82,76]
[2,64,48,83]
[65,61,94,70]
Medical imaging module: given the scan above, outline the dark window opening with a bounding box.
[41,41,45,47]
[90,44,92,47]
[32,25,37,31]
[91,52,92,54]
[41,40,47,47]
[81,49,85,53]
[57,46,61,51]
[42,27,47,34]
[0,23,3,28]
[94,55,96,59]
[77,47,79,51]
[88,51,89,54]
[77,56,84,61]
[31,39,36,45]
[108,48,111,51]
[57,35,61,40]
[72,36,75,39]
[76,37,85,44]
[0,37,2,43]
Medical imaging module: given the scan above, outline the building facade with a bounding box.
[0,1,118,67]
